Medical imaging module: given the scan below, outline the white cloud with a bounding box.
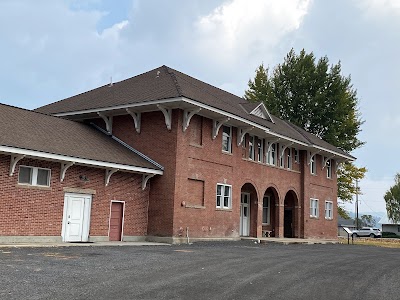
[355,0,400,16]
[194,0,311,65]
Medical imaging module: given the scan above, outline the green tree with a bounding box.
[384,173,400,223]
[360,214,376,227]
[246,49,366,217]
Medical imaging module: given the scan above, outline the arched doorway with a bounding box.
[284,190,298,238]
[263,187,279,237]
[240,183,258,237]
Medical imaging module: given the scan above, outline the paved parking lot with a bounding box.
[0,240,399,300]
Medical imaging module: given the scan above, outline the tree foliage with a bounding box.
[245,49,366,213]
[384,173,400,223]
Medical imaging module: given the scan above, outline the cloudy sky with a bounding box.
[1,0,399,216]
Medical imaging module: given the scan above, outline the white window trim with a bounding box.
[249,135,255,160]
[310,154,316,175]
[325,201,333,220]
[18,165,51,187]
[280,145,284,168]
[294,148,299,163]
[287,148,292,170]
[262,195,270,225]
[222,125,232,153]
[326,159,332,178]
[267,143,276,166]
[216,183,232,209]
[257,138,263,163]
[310,198,319,218]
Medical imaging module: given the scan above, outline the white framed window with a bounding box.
[266,143,276,166]
[310,153,316,175]
[294,149,299,163]
[310,198,319,218]
[216,184,232,209]
[222,125,232,153]
[325,201,333,219]
[262,195,270,224]
[287,148,292,170]
[249,135,255,160]
[18,166,51,187]
[280,146,284,168]
[326,159,332,178]
[257,138,263,163]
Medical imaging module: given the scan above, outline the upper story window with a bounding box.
[248,135,255,160]
[310,153,316,175]
[310,198,319,218]
[287,148,292,170]
[267,143,276,166]
[19,166,51,187]
[216,184,232,209]
[262,195,270,224]
[294,148,299,163]
[325,201,333,219]
[222,125,232,153]
[257,138,263,163]
[326,158,332,178]
[279,145,284,168]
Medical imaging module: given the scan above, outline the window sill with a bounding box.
[185,204,205,209]
[222,150,233,156]
[16,184,51,191]
[190,143,203,148]
[216,208,232,212]
[309,216,319,219]
[325,218,333,221]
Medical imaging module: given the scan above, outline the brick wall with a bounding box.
[0,155,149,238]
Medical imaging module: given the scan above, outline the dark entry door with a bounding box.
[109,202,123,241]
[284,209,293,238]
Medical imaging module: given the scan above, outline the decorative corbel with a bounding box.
[236,127,253,146]
[212,118,230,139]
[142,174,155,190]
[279,142,294,159]
[182,108,202,132]
[9,154,25,176]
[105,169,119,186]
[157,105,172,130]
[126,108,141,133]
[307,150,321,165]
[97,112,113,134]
[265,138,280,154]
[60,162,75,182]
[322,155,335,170]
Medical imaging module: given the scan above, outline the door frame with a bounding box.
[61,193,92,242]
[240,192,251,236]
[108,200,125,241]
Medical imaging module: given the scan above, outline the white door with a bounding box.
[62,193,92,242]
[240,193,250,236]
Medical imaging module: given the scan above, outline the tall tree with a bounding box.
[245,49,366,216]
[384,173,400,223]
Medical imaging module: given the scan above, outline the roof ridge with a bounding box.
[163,65,183,96]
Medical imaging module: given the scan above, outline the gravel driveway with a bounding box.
[0,240,398,300]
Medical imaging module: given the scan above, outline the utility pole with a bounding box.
[355,179,359,230]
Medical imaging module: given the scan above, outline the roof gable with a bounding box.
[249,103,274,123]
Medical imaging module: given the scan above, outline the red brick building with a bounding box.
[1,66,354,243]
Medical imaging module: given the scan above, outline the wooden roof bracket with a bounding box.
[126,108,141,133]
[9,154,25,176]
[212,118,230,140]
[60,162,75,182]
[279,142,294,159]
[322,155,336,170]
[307,150,321,165]
[182,108,202,132]
[157,105,172,130]
[97,112,113,135]
[142,174,155,190]
[105,168,119,186]
[237,126,254,146]
[265,138,281,154]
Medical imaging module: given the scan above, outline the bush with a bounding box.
[382,232,400,238]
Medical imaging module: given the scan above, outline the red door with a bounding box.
[109,202,123,241]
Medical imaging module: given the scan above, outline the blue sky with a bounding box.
[1,0,399,215]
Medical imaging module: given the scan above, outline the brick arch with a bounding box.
[284,189,300,238]
[262,185,280,237]
[240,182,258,238]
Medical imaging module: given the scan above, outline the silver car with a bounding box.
[352,227,382,238]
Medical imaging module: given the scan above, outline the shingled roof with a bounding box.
[36,65,354,159]
[0,104,162,172]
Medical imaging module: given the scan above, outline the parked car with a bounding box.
[352,227,382,238]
